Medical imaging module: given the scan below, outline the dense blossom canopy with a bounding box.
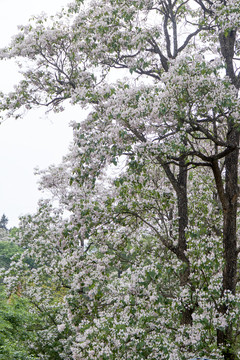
[1,1,240,359]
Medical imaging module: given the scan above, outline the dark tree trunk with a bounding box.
[216,27,240,359]
[223,126,239,294]
[176,160,192,326]
[217,124,239,360]
[162,158,192,325]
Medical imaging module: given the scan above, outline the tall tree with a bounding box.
[0,214,8,231]
[1,1,240,359]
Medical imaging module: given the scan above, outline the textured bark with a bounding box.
[215,27,240,359]
[219,30,237,86]
[223,127,239,295]
[217,125,239,360]
[162,159,192,325]
[177,161,193,326]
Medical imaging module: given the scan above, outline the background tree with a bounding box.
[0,225,74,360]
[1,0,240,359]
[0,291,39,360]
[0,214,8,231]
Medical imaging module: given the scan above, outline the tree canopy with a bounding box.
[1,1,240,359]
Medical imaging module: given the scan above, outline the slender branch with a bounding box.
[178,28,203,53]
[122,209,176,252]
[211,159,228,212]
[169,146,236,164]
[187,118,228,147]
[194,0,214,15]
[165,160,211,167]
[30,299,57,326]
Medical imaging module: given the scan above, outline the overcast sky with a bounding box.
[0,0,81,227]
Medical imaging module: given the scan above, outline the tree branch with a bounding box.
[211,159,228,212]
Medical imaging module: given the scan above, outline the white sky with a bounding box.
[0,0,82,228]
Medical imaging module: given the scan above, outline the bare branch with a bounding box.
[178,27,203,54]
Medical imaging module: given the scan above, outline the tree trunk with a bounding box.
[217,27,240,359]
[162,159,192,325]
[177,161,193,326]
[217,124,239,360]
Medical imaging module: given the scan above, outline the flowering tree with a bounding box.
[1,0,240,359]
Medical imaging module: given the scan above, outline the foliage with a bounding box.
[0,229,8,243]
[1,0,240,360]
[0,241,21,271]
[0,233,72,360]
[0,289,38,360]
